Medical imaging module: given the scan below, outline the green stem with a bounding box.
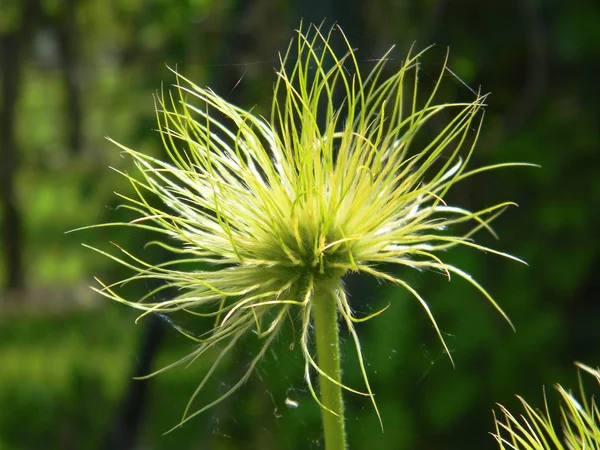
[312,287,347,450]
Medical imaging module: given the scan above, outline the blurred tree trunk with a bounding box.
[0,0,39,292]
[0,34,23,291]
[103,315,166,450]
[56,0,83,156]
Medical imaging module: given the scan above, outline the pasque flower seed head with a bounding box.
[84,24,530,430]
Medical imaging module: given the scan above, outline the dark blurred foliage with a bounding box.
[0,0,598,449]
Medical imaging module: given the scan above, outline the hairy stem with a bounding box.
[312,286,346,450]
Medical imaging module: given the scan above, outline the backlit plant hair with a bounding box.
[493,363,600,449]
[82,23,531,450]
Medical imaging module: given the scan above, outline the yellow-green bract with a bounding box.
[85,24,529,430]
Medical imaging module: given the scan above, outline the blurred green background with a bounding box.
[1,0,598,449]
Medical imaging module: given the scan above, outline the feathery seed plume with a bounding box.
[84,24,529,430]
